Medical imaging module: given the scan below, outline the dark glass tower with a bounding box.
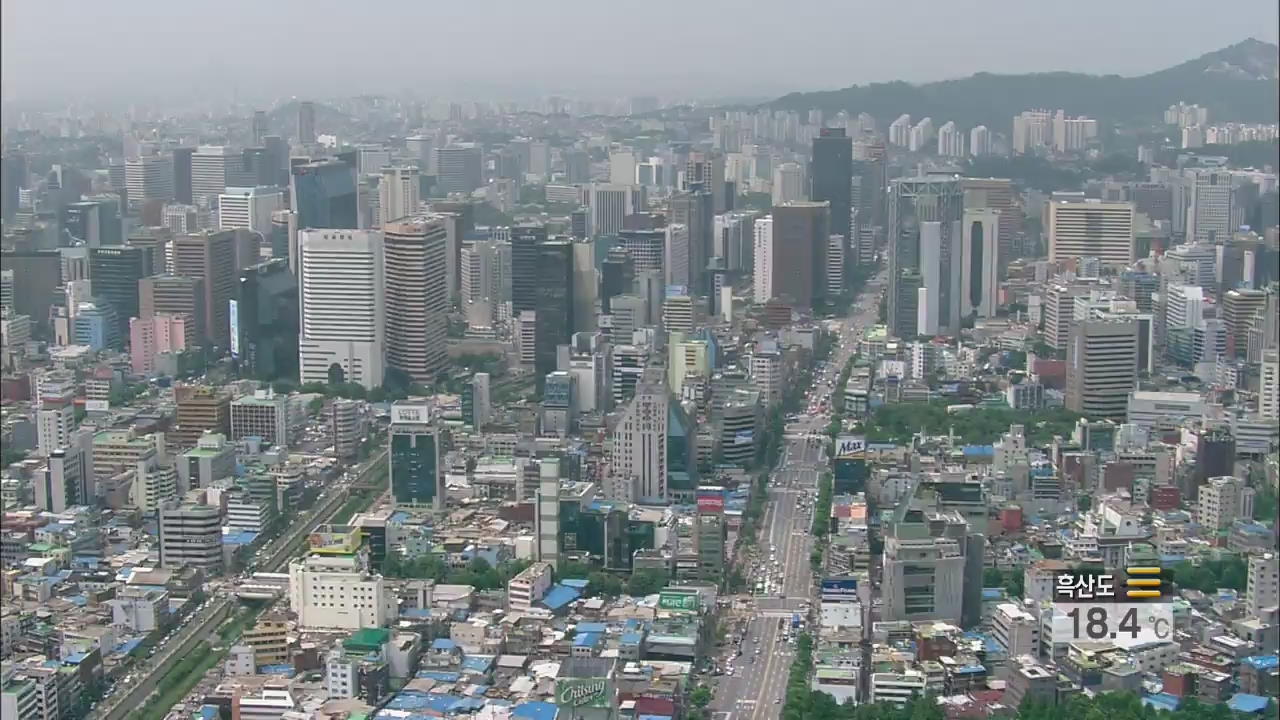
[89,246,155,337]
[236,259,299,380]
[600,247,635,313]
[510,225,546,316]
[535,239,574,395]
[390,423,440,507]
[290,159,358,230]
[811,128,853,243]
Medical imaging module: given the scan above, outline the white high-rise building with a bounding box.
[1261,349,1280,420]
[379,167,421,225]
[157,498,223,574]
[609,151,637,186]
[588,183,641,237]
[1012,110,1052,154]
[217,186,283,235]
[383,218,448,383]
[191,145,240,207]
[969,126,991,156]
[1186,170,1234,244]
[771,162,804,205]
[1053,110,1098,153]
[1066,318,1139,421]
[908,117,934,152]
[753,215,774,303]
[1164,284,1206,332]
[888,114,912,147]
[1047,198,1135,267]
[1198,476,1254,531]
[124,155,174,203]
[961,208,1000,318]
[605,368,669,503]
[298,230,385,389]
[936,121,964,157]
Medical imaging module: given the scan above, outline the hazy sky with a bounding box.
[3,0,1277,106]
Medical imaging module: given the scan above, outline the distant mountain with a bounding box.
[770,39,1279,130]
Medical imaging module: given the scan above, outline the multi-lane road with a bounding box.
[710,269,886,720]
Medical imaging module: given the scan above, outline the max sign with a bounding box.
[835,435,866,458]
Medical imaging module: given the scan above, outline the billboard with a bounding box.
[696,489,725,514]
[821,577,859,603]
[734,430,753,445]
[308,529,362,554]
[391,404,431,424]
[555,678,611,708]
[835,435,866,459]
[228,299,240,357]
[657,590,701,612]
[84,399,110,412]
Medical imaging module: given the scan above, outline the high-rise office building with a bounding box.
[157,498,223,574]
[1260,349,1279,421]
[769,202,830,309]
[3,251,61,337]
[915,220,965,337]
[172,230,238,348]
[960,208,1000,318]
[888,176,963,339]
[405,135,435,173]
[960,178,1021,276]
[236,259,299,380]
[389,401,442,508]
[600,246,636,314]
[190,146,243,207]
[379,167,421,225]
[1066,319,1139,421]
[510,225,546,317]
[1047,198,1135,267]
[587,183,642,237]
[298,229,385,389]
[434,144,482,195]
[383,218,448,383]
[1186,170,1235,244]
[89,246,154,338]
[297,101,316,145]
[811,128,853,249]
[669,188,714,295]
[535,239,574,395]
[217,186,283,236]
[290,160,358,230]
[772,162,804,206]
[616,228,665,276]
[171,147,195,204]
[140,274,205,342]
[605,368,669,503]
[124,155,175,204]
[571,239,597,335]
[173,385,230,448]
[251,110,268,146]
[685,151,727,215]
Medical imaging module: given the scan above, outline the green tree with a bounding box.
[587,571,624,597]
[626,569,668,596]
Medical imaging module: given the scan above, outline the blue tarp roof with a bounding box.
[431,638,457,651]
[562,578,590,590]
[222,530,258,545]
[199,706,219,720]
[577,622,608,633]
[513,701,558,720]
[461,655,494,673]
[1142,693,1180,712]
[416,671,461,682]
[574,632,602,648]
[542,584,582,610]
[63,653,88,664]
[621,632,643,644]
[962,445,994,456]
[1243,655,1279,670]
[1228,694,1270,713]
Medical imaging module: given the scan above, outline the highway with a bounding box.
[90,449,389,720]
[710,268,886,720]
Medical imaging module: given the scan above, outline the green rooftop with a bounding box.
[344,628,391,653]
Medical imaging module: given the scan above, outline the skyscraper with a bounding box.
[960,178,1021,276]
[125,155,175,204]
[606,368,669,503]
[1186,169,1234,244]
[1066,318,1139,421]
[434,144,482,195]
[290,159,358,230]
[171,147,195,204]
[298,229,385,389]
[588,183,642,237]
[217,186,284,235]
[190,146,242,207]
[89,246,155,338]
[510,225,546,317]
[810,128,853,248]
[1047,198,1135,267]
[297,101,316,145]
[961,209,1000,319]
[888,176,963,339]
[379,167,421,225]
[772,162,805,206]
[236,259,298,380]
[770,202,831,309]
[383,218,449,383]
[669,188,714,295]
[389,401,442,508]
[600,247,635,314]
[535,239,574,395]
[172,230,238,348]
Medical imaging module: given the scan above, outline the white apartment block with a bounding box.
[289,553,393,630]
